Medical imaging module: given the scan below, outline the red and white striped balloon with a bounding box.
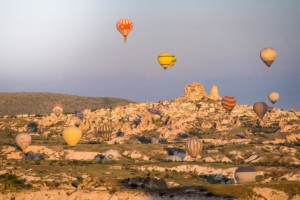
[116,18,133,43]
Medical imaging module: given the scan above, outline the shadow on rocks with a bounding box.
[200,174,234,184]
[22,151,44,160]
[122,176,167,190]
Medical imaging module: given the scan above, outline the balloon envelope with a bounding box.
[234,166,257,184]
[253,102,268,120]
[116,18,133,43]
[169,56,177,67]
[63,127,82,146]
[268,92,280,104]
[16,133,32,152]
[52,103,64,117]
[186,137,202,158]
[221,96,236,113]
[98,123,112,141]
[157,52,176,70]
[260,47,277,67]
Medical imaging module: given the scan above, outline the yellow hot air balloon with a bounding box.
[169,56,177,67]
[16,133,32,152]
[268,91,280,104]
[260,47,277,67]
[63,127,82,146]
[157,52,176,70]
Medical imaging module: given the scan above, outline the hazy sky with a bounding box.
[0,0,300,110]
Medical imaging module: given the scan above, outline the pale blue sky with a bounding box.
[0,0,300,110]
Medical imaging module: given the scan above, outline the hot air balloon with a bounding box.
[253,102,268,120]
[52,103,64,117]
[234,166,257,184]
[185,137,202,158]
[63,127,82,146]
[157,53,177,70]
[16,133,32,152]
[98,123,112,141]
[268,92,280,104]
[116,18,133,43]
[169,56,177,67]
[260,47,277,67]
[221,96,236,113]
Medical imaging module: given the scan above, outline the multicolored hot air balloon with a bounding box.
[253,102,268,120]
[98,123,112,141]
[157,53,177,70]
[234,166,257,184]
[268,91,280,105]
[116,18,133,43]
[260,47,277,67]
[185,137,202,158]
[16,133,32,152]
[221,96,236,113]
[52,103,64,117]
[63,127,82,146]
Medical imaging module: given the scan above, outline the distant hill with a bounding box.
[0,92,136,116]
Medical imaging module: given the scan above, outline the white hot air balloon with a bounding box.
[16,133,32,152]
[234,166,257,184]
[268,91,280,104]
[260,47,277,67]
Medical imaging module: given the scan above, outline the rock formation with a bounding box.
[209,84,221,100]
[180,82,207,101]
[1,81,300,199]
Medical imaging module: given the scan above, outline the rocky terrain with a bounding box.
[0,82,299,200]
[0,92,134,116]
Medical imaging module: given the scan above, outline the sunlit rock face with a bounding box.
[209,84,221,100]
[183,82,207,101]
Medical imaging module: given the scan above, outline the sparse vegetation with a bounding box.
[0,87,299,199]
[0,92,135,116]
[0,173,30,191]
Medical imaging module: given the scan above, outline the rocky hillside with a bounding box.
[0,92,135,116]
[0,82,299,199]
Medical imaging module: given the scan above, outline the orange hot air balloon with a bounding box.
[253,102,268,120]
[63,127,82,147]
[221,96,236,113]
[116,18,133,43]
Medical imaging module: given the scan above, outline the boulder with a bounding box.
[209,84,221,100]
[201,121,213,129]
[184,82,207,100]
[166,155,182,162]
